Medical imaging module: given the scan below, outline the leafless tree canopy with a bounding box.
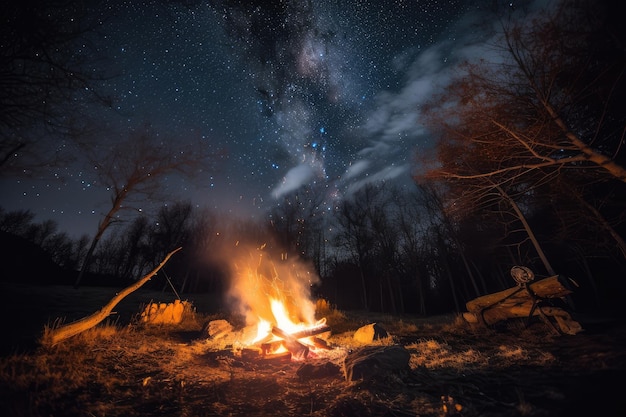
[417,0,626,268]
[0,0,111,174]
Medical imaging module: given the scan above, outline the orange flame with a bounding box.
[227,243,320,347]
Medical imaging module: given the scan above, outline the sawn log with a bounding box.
[462,275,582,335]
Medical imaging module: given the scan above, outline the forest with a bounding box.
[1,3,626,416]
[1,0,625,319]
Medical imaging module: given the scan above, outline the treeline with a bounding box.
[2,177,624,316]
[1,1,624,315]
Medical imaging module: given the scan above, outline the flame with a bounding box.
[270,298,308,333]
[226,243,322,351]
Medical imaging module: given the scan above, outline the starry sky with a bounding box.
[0,0,538,238]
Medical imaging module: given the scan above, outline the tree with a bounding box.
[73,126,221,287]
[333,185,378,310]
[0,0,110,174]
[268,184,328,275]
[333,183,404,312]
[418,0,626,275]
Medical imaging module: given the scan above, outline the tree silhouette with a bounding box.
[73,126,221,287]
[418,1,626,274]
[0,0,110,175]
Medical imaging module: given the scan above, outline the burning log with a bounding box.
[310,337,330,350]
[241,347,262,361]
[241,346,292,363]
[279,322,331,340]
[262,351,292,364]
[239,321,333,362]
[260,340,283,355]
[271,326,309,359]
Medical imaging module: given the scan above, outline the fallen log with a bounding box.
[41,247,182,346]
[462,275,582,335]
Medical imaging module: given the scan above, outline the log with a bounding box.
[41,247,182,346]
[281,323,331,340]
[463,275,582,335]
[261,351,292,364]
[271,326,309,359]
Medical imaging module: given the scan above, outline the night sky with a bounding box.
[0,0,537,238]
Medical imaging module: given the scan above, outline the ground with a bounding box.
[1,284,625,417]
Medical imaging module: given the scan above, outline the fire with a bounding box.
[226,243,329,360]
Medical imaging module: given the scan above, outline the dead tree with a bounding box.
[42,247,181,346]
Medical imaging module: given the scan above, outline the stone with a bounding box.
[200,319,234,340]
[353,323,389,344]
[343,344,410,382]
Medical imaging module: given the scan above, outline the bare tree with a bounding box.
[0,208,36,235]
[1,0,111,175]
[333,186,378,311]
[73,126,221,287]
[418,1,625,274]
[268,184,328,275]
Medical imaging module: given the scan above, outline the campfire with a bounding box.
[224,243,331,362]
[240,312,331,362]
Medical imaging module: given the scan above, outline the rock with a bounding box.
[343,344,410,382]
[199,319,234,340]
[353,323,389,343]
[296,361,341,380]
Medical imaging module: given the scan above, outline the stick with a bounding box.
[41,247,182,346]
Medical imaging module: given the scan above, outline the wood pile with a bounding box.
[462,274,583,335]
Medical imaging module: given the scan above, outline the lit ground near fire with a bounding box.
[1,296,625,417]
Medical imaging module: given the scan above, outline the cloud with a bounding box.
[344,164,409,197]
[341,7,505,198]
[344,160,370,179]
[271,163,315,199]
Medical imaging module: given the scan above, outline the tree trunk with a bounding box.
[74,191,127,288]
[497,184,556,275]
[42,247,182,346]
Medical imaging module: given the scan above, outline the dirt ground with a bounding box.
[1,284,625,417]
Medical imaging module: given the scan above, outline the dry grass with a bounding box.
[1,300,625,417]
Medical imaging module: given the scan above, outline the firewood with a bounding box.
[271,327,309,359]
[463,275,582,334]
[260,340,283,355]
[262,351,292,363]
[241,348,262,361]
[465,275,575,314]
[286,324,332,339]
[310,337,330,349]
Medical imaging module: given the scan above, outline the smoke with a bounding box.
[206,229,320,327]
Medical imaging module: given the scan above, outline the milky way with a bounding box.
[0,0,524,237]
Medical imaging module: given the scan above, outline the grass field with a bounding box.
[1,283,625,416]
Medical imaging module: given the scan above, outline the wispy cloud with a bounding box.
[339,7,504,196]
